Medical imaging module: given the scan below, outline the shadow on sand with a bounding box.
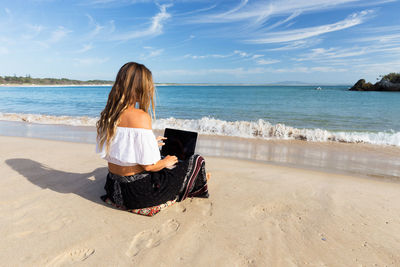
[6,158,108,205]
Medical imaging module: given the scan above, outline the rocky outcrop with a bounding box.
[374,79,400,91]
[349,79,374,91]
[350,78,400,91]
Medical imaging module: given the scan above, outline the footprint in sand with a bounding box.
[46,248,95,266]
[173,203,187,213]
[202,201,213,216]
[126,219,180,257]
[190,198,213,216]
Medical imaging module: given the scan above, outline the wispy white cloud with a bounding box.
[74,57,109,65]
[90,24,104,37]
[190,0,373,25]
[295,42,400,63]
[48,26,71,43]
[89,0,118,4]
[234,50,250,57]
[21,24,44,40]
[247,10,373,44]
[272,67,309,73]
[184,50,264,60]
[148,48,163,57]
[310,66,348,72]
[109,20,115,33]
[34,26,71,48]
[252,54,263,59]
[184,34,195,42]
[0,37,14,46]
[263,10,302,31]
[177,4,217,16]
[0,46,9,54]
[184,53,232,59]
[296,47,367,61]
[139,47,164,59]
[86,14,110,38]
[182,49,280,66]
[357,33,400,44]
[256,59,280,65]
[361,25,400,33]
[5,8,11,15]
[272,66,348,73]
[27,24,44,33]
[75,43,93,53]
[157,65,348,77]
[88,0,152,4]
[219,0,249,17]
[86,14,95,24]
[356,60,400,75]
[113,4,171,41]
[157,67,267,76]
[267,39,322,51]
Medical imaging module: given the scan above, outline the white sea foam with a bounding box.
[1,112,399,147]
[0,112,97,127]
[153,117,400,146]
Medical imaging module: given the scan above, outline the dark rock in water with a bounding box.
[349,78,400,92]
[349,79,374,91]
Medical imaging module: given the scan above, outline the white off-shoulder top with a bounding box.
[96,127,161,166]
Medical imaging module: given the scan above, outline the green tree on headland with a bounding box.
[382,73,400,83]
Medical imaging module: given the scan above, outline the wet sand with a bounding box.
[1,120,399,179]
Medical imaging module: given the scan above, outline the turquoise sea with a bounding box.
[0,85,399,146]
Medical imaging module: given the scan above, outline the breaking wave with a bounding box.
[153,117,400,146]
[1,112,399,147]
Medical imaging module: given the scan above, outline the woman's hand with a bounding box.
[156,136,167,147]
[163,155,178,169]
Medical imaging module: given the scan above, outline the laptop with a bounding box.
[160,128,198,161]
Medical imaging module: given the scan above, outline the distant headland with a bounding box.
[0,75,113,86]
[350,73,400,92]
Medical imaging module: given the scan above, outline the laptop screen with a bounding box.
[160,128,198,160]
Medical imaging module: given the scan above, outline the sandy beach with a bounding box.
[1,135,400,266]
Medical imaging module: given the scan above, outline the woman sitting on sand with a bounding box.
[96,62,210,216]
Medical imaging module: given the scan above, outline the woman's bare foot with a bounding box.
[206,172,211,181]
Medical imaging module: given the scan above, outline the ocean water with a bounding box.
[0,85,399,146]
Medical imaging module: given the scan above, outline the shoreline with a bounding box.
[1,120,399,180]
[0,83,352,87]
[1,135,400,266]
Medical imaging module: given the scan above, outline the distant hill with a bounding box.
[0,75,113,85]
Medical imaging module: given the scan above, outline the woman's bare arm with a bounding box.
[141,155,178,172]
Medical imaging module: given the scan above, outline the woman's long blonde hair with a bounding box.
[96,62,155,152]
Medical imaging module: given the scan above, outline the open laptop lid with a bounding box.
[160,128,198,160]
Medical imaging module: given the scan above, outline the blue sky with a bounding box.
[0,0,399,84]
